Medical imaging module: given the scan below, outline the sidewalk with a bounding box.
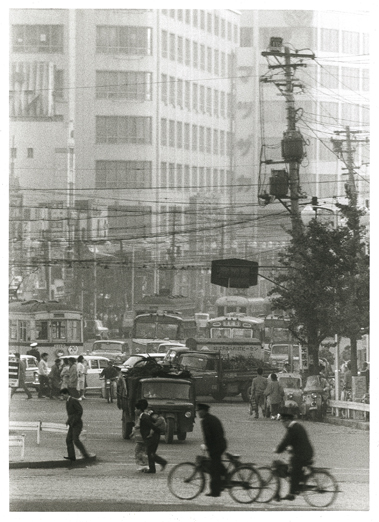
[323,413,369,431]
[9,430,97,469]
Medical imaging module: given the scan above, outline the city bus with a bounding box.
[215,296,271,318]
[9,300,83,358]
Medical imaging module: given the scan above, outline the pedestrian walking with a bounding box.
[37,353,50,398]
[131,415,149,472]
[274,407,314,501]
[264,373,284,419]
[27,342,41,362]
[197,403,228,497]
[48,358,62,399]
[135,399,167,474]
[68,357,79,398]
[60,359,70,391]
[60,388,92,461]
[77,355,86,400]
[10,353,32,399]
[250,367,267,419]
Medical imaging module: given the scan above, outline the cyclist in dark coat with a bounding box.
[197,403,227,497]
[275,408,314,500]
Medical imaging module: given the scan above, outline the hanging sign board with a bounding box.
[211,258,258,288]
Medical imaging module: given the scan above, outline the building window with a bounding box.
[177,36,183,63]
[12,25,63,53]
[192,125,198,151]
[161,163,167,187]
[214,49,219,75]
[96,71,152,100]
[320,65,339,89]
[342,31,359,54]
[184,123,190,150]
[169,9,175,19]
[207,12,212,33]
[18,320,30,342]
[192,83,198,112]
[185,81,191,109]
[240,27,254,47]
[177,79,183,107]
[27,148,34,158]
[185,38,191,66]
[177,10,183,22]
[213,130,219,155]
[341,67,359,91]
[362,33,369,55]
[228,53,233,77]
[193,41,198,69]
[161,118,167,146]
[227,21,232,41]
[199,167,205,188]
[227,92,231,117]
[233,24,238,44]
[227,132,232,156]
[96,161,152,189]
[362,69,369,91]
[192,167,198,190]
[200,10,205,30]
[169,33,176,61]
[161,74,167,104]
[206,88,212,115]
[162,30,168,58]
[199,126,205,152]
[213,169,219,189]
[96,116,152,144]
[200,44,205,70]
[221,18,226,38]
[185,10,191,24]
[54,69,64,99]
[220,169,225,192]
[96,26,152,55]
[200,85,205,113]
[220,130,225,155]
[184,165,190,188]
[320,28,339,52]
[169,76,175,106]
[206,127,211,153]
[220,91,225,117]
[213,89,219,117]
[221,52,226,78]
[169,163,175,188]
[193,10,198,27]
[214,14,219,36]
[207,47,212,73]
[177,164,183,189]
[169,120,175,147]
[10,148,17,159]
[206,167,212,188]
[177,122,183,148]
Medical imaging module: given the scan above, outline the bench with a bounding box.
[9,421,41,444]
[9,434,25,459]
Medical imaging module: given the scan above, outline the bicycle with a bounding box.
[257,457,339,507]
[168,451,262,504]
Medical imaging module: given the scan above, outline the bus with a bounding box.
[215,296,271,318]
[131,311,197,353]
[9,300,83,359]
[134,293,196,317]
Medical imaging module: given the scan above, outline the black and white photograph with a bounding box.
[7,1,372,514]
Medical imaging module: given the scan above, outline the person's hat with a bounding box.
[279,407,294,419]
[30,342,38,347]
[197,403,210,412]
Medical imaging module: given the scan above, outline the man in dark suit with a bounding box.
[60,388,91,461]
[197,403,228,497]
[135,399,167,474]
[275,407,314,500]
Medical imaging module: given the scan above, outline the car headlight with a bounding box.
[185,411,192,418]
[288,393,293,399]
[311,393,318,399]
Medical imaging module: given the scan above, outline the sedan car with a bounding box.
[59,355,110,394]
[121,353,166,373]
[20,355,40,390]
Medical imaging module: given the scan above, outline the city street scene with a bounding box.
[9,5,370,514]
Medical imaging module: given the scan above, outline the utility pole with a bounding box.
[261,39,315,236]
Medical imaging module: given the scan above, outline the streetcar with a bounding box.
[9,300,83,359]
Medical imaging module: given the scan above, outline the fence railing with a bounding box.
[328,399,369,421]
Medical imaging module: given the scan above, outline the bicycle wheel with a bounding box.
[256,466,280,503]
[168,462,205,500]
[303,469,338,508]
[228,465,262,504]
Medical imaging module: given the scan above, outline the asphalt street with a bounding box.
[9,393,370,512]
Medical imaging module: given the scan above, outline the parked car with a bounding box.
[20,355,40,390]
[91,339,130,364]
[59,355,110,395]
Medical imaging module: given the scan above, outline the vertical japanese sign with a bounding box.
[9,355,20,388]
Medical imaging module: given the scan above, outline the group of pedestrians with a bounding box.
[250,368,285,420]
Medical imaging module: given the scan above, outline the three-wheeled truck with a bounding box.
[117,359,196,443]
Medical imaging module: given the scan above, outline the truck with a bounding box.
[117,358,196,444]
[171,347,275,402]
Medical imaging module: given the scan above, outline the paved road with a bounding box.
[9,394,369,511]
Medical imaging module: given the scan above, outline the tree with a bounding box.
[269,220,353,376]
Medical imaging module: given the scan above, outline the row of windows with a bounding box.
[96,161,152,189]
[320,66,369,91]
[160,119,232,155]
[161,9,238,43]
[96,116,152,144]
[12,25,64,53]
[320,29,369,55]
[160,162,231,192]
[161,76,231,117]
[96,71,152,100]
[161,31,233,76]
[96,26,152,55]
[9,319,81,342]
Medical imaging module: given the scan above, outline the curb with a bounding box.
[9,454,97,470]
[323,416,369,431]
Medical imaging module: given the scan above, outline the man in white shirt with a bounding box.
[38,353,50,398]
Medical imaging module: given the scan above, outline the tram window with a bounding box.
[18,320,31,342]
[36,320,49,340]
[67,320,81,342]
[52,320,66,339]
